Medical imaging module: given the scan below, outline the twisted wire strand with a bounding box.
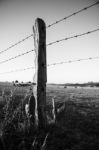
[47,1,99,28]
[0,1,99,55]
[0,49,35,65]
[47,56,99,67]
[0,27,99,65]
[0,67,35,75]
[0,34,33,55]
[47,28,99,46]
[0,56,99,75]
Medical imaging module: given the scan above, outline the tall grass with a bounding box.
[0,89,99,150]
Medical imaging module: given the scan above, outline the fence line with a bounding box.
[0,49,35,65]
[47,1,99,28]
[0,1,98,55]
[47,56,99,67]
[0,56,99,75]
[47,28,99,46]
[0,34,33,55]
[0,27,99,65]
[0,66,35,75]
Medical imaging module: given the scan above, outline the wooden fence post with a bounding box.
[33,18,47,129]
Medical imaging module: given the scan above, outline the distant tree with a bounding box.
[28,81,31,84]
[96,83,99,87]
[15,80,18,83]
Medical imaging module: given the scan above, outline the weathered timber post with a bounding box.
[33,18,47,129]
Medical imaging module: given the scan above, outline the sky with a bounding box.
[0,0,99,83]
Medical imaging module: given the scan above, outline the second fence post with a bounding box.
[33,18,47,129]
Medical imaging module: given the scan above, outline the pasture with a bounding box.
[0,83,99,150]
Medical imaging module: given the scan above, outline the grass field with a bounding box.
[0,83,99,150]
[47,84,99,106]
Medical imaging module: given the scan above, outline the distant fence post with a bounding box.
[33,18,47,129]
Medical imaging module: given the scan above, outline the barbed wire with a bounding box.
[0,67,35,75]
[47,28,99,46]
[47,1,99,28]
[0,56,99,75]
[0,34,33,55]
[0,27,99,65]
[0,49,35,65]
[0,1,99,56]
[47,56,99,67]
